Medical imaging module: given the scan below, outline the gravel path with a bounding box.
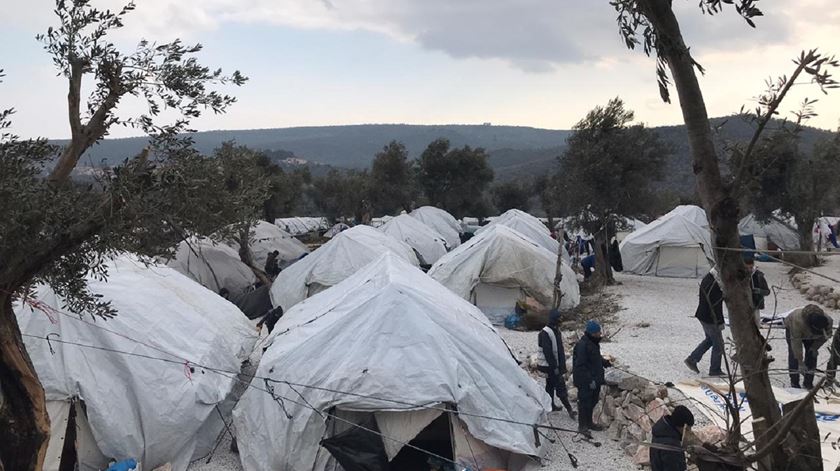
[191,259,832,471]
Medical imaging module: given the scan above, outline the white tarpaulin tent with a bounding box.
[379,214,449,265]
[429,224,579,323]
[676,380,840,471]
[410,206,462,249]
[269,225,420,311]
[16,257,257,471]
[234,253,549,471]
[738,214,800,251]
[619,205,714,278]
[274,217,329,236]
[165,238,257,295]
[228,221,309,268]
[324,222,350,239]
[476,209,569,262]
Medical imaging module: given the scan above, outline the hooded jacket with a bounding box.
[538,325,566,373]
[784,307,832,365]
[572,333,606,389]
[650,416,687,471]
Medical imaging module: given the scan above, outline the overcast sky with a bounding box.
[1,0,838,139]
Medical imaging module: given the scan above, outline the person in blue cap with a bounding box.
[537,309,576,418]
[573,319,612,436]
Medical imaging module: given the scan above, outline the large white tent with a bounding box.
[620,205,714,278]
[379,214,449,265]
[16,257,257,471]
[229,221,309,269]
[410,206,462,249]
[476,209,568,262]
[165,238,257,295]
[429,224,579,323]
[269,225,419,311]
[234,253,549,471]
[738,214,800,251]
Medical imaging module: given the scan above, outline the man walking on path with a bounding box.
[685,267,726,377]
[650,405,695,471]
[573,320,611,436]
[538,309,576,418]
[785,304,833,389]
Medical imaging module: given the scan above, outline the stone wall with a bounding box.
[791,273,839,310]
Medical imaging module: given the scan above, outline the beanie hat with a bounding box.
[585,320,601,335]
[548,309,561,325]
[669,405,695,428]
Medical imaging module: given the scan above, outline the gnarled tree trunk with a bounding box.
[637,1,790,468]
[0,293,50,471]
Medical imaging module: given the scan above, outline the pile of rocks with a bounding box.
[591,369,673,465]
[791,273,839,310]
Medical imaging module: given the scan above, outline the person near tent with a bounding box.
[785,304,833,389]
[537,309,576,418]
[264,250,281,278]
[650,405,695,471]
[829,223,840,249]
[744,256,773,354]
[256,306,284,334]
[684,267,725,377]
[573,320,611,436]
[581,254,595,280]
[609,239,623,272]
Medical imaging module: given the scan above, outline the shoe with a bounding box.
[708,371,726,378]
[804,383,814,390]
[551,404,562,412]
[589,424,605,432]
[577,427,593,439]
[684,358,700,374]
[567,409,578,420]
[791,382,802,389]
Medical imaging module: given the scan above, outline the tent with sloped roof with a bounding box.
[234,253,548,471]
[410,206,462,249]
[166,238,257,296]
[429,224,579,323]
[269,225,419,311]
[379,214,449,265]
[476,209,569,262]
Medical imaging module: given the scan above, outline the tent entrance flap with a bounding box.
[390,413,454,471]
[472,283,522,325]
[655,245,710,278]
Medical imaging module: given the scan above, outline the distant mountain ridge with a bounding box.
[59,120,833,195]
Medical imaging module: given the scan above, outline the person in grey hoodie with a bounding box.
[785,304,833,389]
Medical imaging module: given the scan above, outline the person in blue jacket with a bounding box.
[573,320,611,436]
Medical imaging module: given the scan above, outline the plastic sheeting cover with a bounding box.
[16,257,257,471]
[165,238,257,295]
[232,221,309,268]
[476,209,568,262]
[234,253,549,471]
[429,224,580,310]
[379,214,449,265]
[269,225,420,311]
[410,206,462,249]
[619,205,715,278]
[738,214,800,251]
[274,217,329,235]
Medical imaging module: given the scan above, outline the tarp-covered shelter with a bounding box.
[16,257,257,471]
[620,205,714,278]
[234,253,549,471]
[379,214,449,265]
[429,224,579,323]
[166,238,257,296]
[738,214,800,251]
[274,217,329,236]
[410,206,462,250]
[269,225,419,311]
[476,209,568,262]
[229,221,309,269]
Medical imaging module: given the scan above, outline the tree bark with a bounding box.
[780,397,822,471]
[591,231,614,287]
[0,293,50,471]
[791,218,818,268]
[636,1,788,468]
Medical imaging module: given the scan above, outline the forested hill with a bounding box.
[59,120,833,193]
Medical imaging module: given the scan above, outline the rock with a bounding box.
[808,287,818,296]
[605,395,617,419]
[646,398,668,424]
[625,403,645,423]
[630,394,645,408]
[819,286,831,295]
[638,414,653,433]
[605,369,634,387]
[691,424,726,445]
[608,420,622,441]
[656,385,668,399]
[628,423,644,441]
[568,387,578,402]
[632,445,651,466]
[619,375,651,392]
[624,443,639,457]
[641,385,658,403]
[826,299,837,309]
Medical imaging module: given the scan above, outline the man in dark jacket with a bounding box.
[685,268,726,377]
[264,250,281,278]
[650,405,695,471]
[538,310,576,418]
[573,320,611,435]
[745,256,773,354]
